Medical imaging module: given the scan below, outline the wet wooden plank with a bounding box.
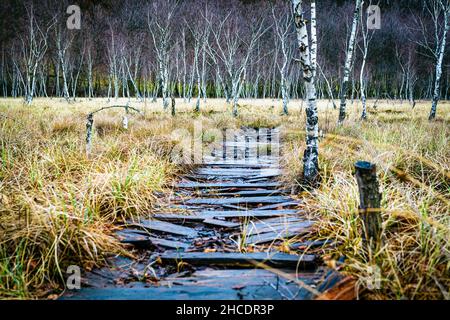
[289,239,333,250]
[195,168,281,177]
[245,222,313,245]
[198,209,299,219]
[185,196,293,205]
[157,252,316,269]
[115,229,154,248]
[115,229,190,250]
[242,173,281,180]
[149,237,190,250]
[256,201,300,210]
[153,210,299,221]
[202,218,240,229]
[151,214,205,222]
[247,216,304,229]
[176,182,281,189]
[204,163,273,169]
[246,221,313,237]
[61,287,241,300]
[129,219,198,237]
[206,189,285,197]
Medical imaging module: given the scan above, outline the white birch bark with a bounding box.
[292,0,319,185]
[338,0,363,124]
[272,4,293,115]
[429,1,449,120]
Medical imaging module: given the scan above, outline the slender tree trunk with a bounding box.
[338,0,363,124]
[429,8,449,120]
[293,0,319,186]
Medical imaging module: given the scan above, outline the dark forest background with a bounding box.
[0,0,448,101]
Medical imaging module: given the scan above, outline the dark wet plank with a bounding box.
[61,287,242,300]
[247,216,304,229]
[204,163,273,169]
[176,182,281,189]
[185,196,293,205]
[244,222,313,245]
[198,209,299,219]
[116,229,190,250]
[202,218,241,229]
[256,201,300,210]
[289,239,333,250]
[157,252,316,269]
[205,189,285,197]
[153,210,299,222]
[151,214,205,222]
[149,237,191,250]
[129,219,198,238]
[246,221,313,236]
[195,168,281,177]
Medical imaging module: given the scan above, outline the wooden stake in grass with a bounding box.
[85,105,142,156]
[171,96,176,116]
[354,161,382,248]
[86,113,94,156]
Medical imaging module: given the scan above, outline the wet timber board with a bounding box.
[157,252,316,269]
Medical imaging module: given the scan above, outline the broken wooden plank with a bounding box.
[256,201,300,210]
[247,216,304,229]
[115,230,154,248]
[128,219,198,238]
[157,252,316,269]
[176,182,281,189]
[202,218,240,229]
[115,229,190,250]
[204,163,273,169]
[148,237,190,250]
[204,189,285,197]
[151,214,205,222]
[244,222,313,245]
[195,168,281,177]
[185,196,293,205]
[198,209,299,219]
[246,221,313,237]
[289,239,333,250]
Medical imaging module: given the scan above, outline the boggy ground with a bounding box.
[0,97,448,299]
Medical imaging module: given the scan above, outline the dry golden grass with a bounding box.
[0,97,448,299]
[280,101,449,300]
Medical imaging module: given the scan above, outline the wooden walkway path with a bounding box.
[62,128,336,300]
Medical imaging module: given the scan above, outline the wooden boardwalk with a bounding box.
[62,128,334,300]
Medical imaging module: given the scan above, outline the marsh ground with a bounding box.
[0,98,448,299]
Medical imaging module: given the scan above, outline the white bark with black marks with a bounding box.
[338,0,363,124]
[429,1,449,120]
[292,0,319,186]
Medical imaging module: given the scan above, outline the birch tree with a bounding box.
[147,0,177,110]
[338,0,363,124]
[17,5,54,104]
[292,0,319,185]
[416,0,450,120]
[207,12,267,117]
[358,1,377,120]
[272,3,294,115]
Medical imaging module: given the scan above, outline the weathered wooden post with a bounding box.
[122,105,129,130]
[86,113,94,156]
[222,128,227,160]
[245,132,250,161]
[354,161,382,249]
[171,96,176,116]
[234,134,238,160]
